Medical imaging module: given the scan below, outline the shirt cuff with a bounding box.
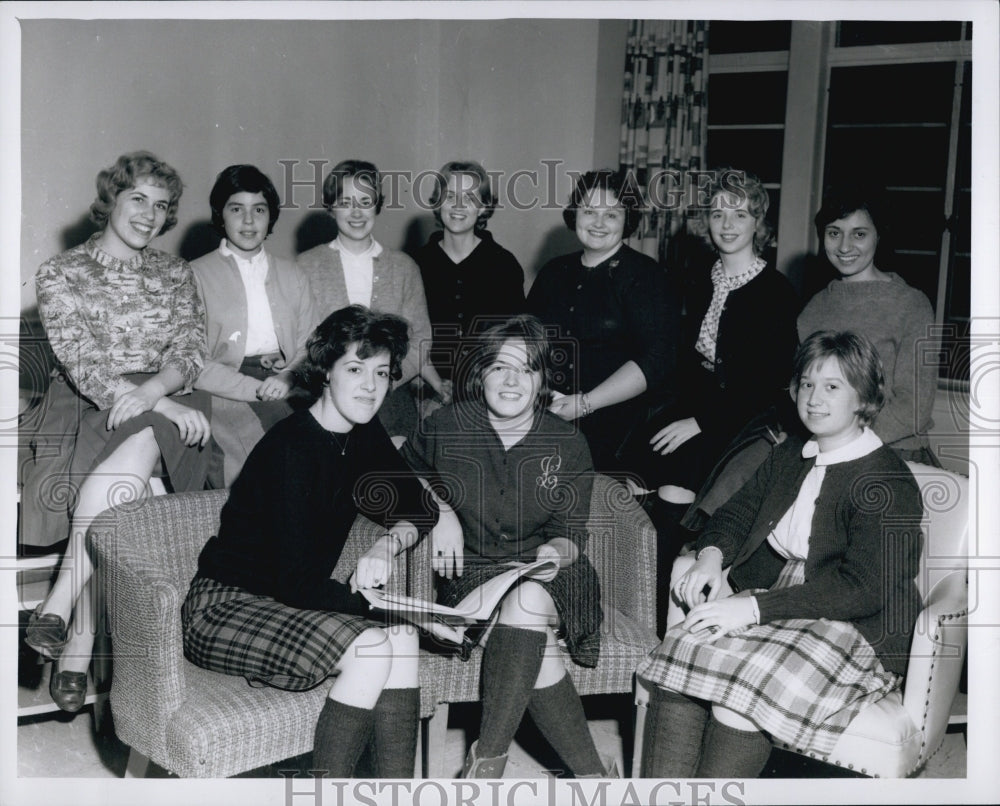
[749,595,761,625]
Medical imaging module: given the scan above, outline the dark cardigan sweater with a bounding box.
[695,435,923,676]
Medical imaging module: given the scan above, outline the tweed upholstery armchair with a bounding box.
[415,473,660,777]
[632,462,969,778]
[88,488,420,778]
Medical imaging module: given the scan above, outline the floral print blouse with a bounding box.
[35,235,206,410]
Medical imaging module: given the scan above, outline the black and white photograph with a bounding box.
[2,2,997,805]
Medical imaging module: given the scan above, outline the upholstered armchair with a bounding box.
[632,462,969,778]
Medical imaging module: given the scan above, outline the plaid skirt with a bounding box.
[182,576,384,692]
[440,555,603,668]
[636,560,901,756]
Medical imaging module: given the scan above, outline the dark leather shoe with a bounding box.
[25,605,69,659]
[49,669,88,713]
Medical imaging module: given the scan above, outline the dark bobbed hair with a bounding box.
[296,305,409,396]
[90,151,184,234]
[323,159,385,214]
[209,164,282,236]
[699,166,774,256]
[430,161,496,231]
[813,184,893,267]
[465,314,553,413]
[562,169,644,239]
[792,330,886,426]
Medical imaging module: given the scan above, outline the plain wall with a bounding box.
[19,18,629,316]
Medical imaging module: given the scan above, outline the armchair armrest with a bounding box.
[902,570,968,768]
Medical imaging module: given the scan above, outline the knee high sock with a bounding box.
[526,674,604,776]
[695,716,772,779]
[478,625,547,759]
[641,688,710,778]
[371,687,420,778]
[313,698,374,777]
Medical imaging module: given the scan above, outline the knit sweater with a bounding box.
[297,243,432,385]
[191,247,319,401]
[797,273,936,450]
[195,409,439,613]
[696,435,923,676]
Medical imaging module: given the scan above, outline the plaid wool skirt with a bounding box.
[439,555,603,668]
[636,561,901,756]
[182,576,384,692]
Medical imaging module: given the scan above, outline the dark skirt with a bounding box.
[18,370,211,547]
[439,555,603,668]
[182,576,384,692]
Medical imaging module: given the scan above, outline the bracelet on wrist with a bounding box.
[580,393,593,417]
[386,532,403,556]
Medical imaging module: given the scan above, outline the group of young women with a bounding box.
[20,149,933,780]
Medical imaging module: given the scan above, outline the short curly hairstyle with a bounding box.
[464,314,553,414]
[322,159,384,215]
[698,167,774,256]
[90,151,184,234]
[429,160,496,232]
[296,305,409,397]
[792,330,886,427]
[209,164,282,237]
[562,169,644,239]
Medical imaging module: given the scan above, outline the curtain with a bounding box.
[619,20,709,263]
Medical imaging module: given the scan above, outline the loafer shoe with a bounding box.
[24,605,69,659]
[49,669,88,713]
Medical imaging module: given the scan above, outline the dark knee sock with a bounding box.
[651,500,693,636]
[478,625,547,758]
[641,687,710,778]
[370,687,420,778]
[527,674,604,776]
[695,716,772,778]
[313,698,374,777]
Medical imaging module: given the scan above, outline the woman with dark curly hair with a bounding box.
[183,305,442,777]
[527,169,679,477]
[400,314,612,778]
[190,164,319,486]
[23,151,211,711]
[412,160,525,396]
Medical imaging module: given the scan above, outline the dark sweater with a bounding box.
[678,262,800,440]
[195,409,439,614]
[696,436,923,676]
[400,401,593,560]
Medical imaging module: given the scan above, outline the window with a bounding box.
[706,20,971,382]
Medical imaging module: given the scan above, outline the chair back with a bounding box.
[905,462,969,602]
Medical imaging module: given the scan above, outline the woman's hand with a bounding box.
[681,596,756,641]
[257,372,293,402]
[351,534,398,591]
[436,379,454,405]
[650,417,701,455]
[154,397,212,447]
[430,506,464,579]
[548,392,586,421]
[106,384,162,431]
[531,542,563,583]
[673,550,726,609]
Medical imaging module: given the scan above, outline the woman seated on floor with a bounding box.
[637,330,923,778]
[191,164,319,487]
[182,305,444,777]
[400,314,613,779]
[24,151,211,712]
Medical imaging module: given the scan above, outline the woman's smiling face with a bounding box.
[482,338,542,422]
[823,208,879,282]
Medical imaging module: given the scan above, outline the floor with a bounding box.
[17,688,967,780]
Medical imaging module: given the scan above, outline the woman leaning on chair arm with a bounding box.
[637,330,924,778]
[24,151,210,712]
[526,168,679,476]
[182,305,443,778]
[400,314,613,778]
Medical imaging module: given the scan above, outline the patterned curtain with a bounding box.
[619,20,709,263]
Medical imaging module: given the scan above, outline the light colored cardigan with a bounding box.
[296,243,432,385]
[191,247,319,401]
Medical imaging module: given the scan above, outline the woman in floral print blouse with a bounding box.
[23,151,210,712]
